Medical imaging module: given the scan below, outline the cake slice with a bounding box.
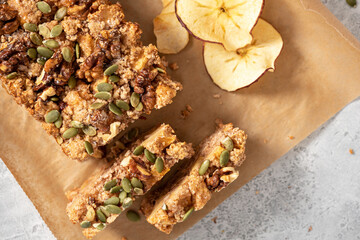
[66,124,194,239]
[140,122,247,234]
[0,0,181,161]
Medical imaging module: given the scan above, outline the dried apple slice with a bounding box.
[154,0,189,54]
[203,19,283,91]
[175,0,263,51]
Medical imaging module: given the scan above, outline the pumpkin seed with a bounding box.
[68,76,76,89]
[219,149,230,167]
[198,160,210,176]
[131,177,143,189]
[121,177,132,193]
[80,221,91,228]
[221,137,233,151]
[30,33,43,45]
[71,120,83,128]
[37,58,46,65]
[183,207,194,221]
[56,136,63,144]
[50,24,62,38]
[75,43,80,59]
[104,196,120,206]
[27,48,37,59]
[133,145,144,156]
[116,100,129,111]
[122,197,133,208]
[133,188,143,195]
[97,82,113,92]
[130,92,140,107]
[117,141,125,150]
[54,115,62,128]
[45,110,60,123]
[37,46,53,59]
[50,96,59,102]
[43,39,59,49]
[144,149,156,163]
[109,75,120,83]
[104,64,118,76]
[62,128,78,139]
[62,47,73,62]
[105,205,122,214]
[127,128,139,140]
[156,67,166,73]
[84,141,93,155]
[126,210,140,222]
[96,208,107,223]
[110,186,122,194]
[93,223,106,231]
[54,7,67,21]
[104,179,117,191]
[119,191,127,203]
[100,206,110,217]
[38,24,51,38]
[162,204,167,211]
[346,0,357,7]
[135,102,143,111]
[82,125,97,136]
[109,103,122,116]
[6,72,17,79]
[23,23,37,32]
[86,206,95,221]
[90,101,106,110]
[155,157,164,173]
[94,92,111,100]
[36,1,51,14]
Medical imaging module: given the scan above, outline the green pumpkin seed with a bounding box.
[109,75,120,83]
[104,179,117,191]
[183,207,194,221]
[121,177,132,193]
[97,82,113,92]
[198,160,210,176]
[68,76,76,89]
[155,157,164,173]
[96,208,107,223]
[346,0,357,7]
[117,141,125,150]
[54,7,67,21]
[37,46,53,59]
[144,149,156,163]
[23,23,37,32]
[50,25,63,38]
[90,101,106,110]
[36,1,51,13]
[80,221,91,228]
[45,110,60,123]
[110,186,122,194]
[104,196,120,206]
[38,24,51,38]
[122,197,133,208]
[133,188,143,195]
[84,141,93,155]
[222,137,233,151]
[71,120,83,128]
[133,145,144,156]
[30,33,43,45]
[219,149,230,167]
[62,47,73,62]
[43,39,59,49]
[62,128,78,139]
[6,72,18,79]
[100,206,110,217]
[82,125,97,136]
[116,100,129,111]
[93,223,106,231]
[162,204,167,211]
[104,64,118,76]
[119,191,127,203]
[105,205,122,214]
[126,128,139,140]
[50,96,59,102]
[37,58,46,65]
[156,67,166,73]
[75,43,80,59]
[94,92,111,100]
[126,210,140,222]
[54,115,62,128]
[86,207,95,221]
[131,178,143,189]
[135,102,143,111]
[27,48,37,59]
[130,92,140,107]
[109,102,123,116]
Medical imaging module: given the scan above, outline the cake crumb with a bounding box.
[169,62,179,70]
[308,226,312,232]
[289,136,295,140]
[211,216,218,224]
[180,104,193,119]
[349,148,354,154]
[213,94,221,99]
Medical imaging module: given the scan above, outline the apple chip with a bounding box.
[175,0,263,51]
[203,19,283,91]
[154,0,189,54]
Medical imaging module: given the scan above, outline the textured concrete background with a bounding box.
[1,0,360,239]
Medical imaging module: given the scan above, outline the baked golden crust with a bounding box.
[140,122,247,234]
[0,0,182,161]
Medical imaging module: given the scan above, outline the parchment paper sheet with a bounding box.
[1,0,360,239]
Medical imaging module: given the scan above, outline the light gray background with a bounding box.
[1,0,360,239]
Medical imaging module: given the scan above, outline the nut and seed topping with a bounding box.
[38,24,50,38]
[130,92,140,108]
[50,97,59,102]
[104,179,117,191]
[109,102,123,116]
[155,157,164,173]
[121,177,132,193]
[134,187,143,195]
[156,67,166,73]
[43,39,59,49]
[126,210,140,222]
[71,121,84,128]
[37,46,53,59]
[45,110,60,123]
[133,145,144,156]
[6,72,18,79]
[97,83,113,92]
[162,204,167,211]
[110,186,122,194]
[130,178,143,189]
[116,100,130,111]
[62,47,73,62]
[109,75,120,83]
[82,125,97,136]
[221,137,234,151]
[104,64,118,76]
[144,149,156,163]
[105,205,122,214]
[135,102,143,111]
[23,23,37,32]
[80,221,91,228]
[119,191,127,203]
[84,141,94,155]
[100,206,110,217]
[183,207,194,221]
[63,128,78,139]
[104,196,120,206]
[122,197,133,208]
[30,33,43,45]
[126,128,139,140]
[94,92,111,100]
[220,149,230,167]
[50,25,63,38]
[37,58,46,65]
[90,101,106,109]
[96,208,107,223]
[27,48,37,59]
[68,76,76,89]
[54,7,67,21]
[93,223,106,230]
[75,43,80,59]
[54,115,62,128]
[199,159,210,176]
[36,1,51,14]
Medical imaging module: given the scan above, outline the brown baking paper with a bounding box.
[1,0,360,239]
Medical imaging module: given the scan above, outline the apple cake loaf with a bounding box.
[0,0,181,161]
[66,124,194,239]
[140,122,247,234]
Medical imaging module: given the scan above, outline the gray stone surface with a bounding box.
[0,0,360,239]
